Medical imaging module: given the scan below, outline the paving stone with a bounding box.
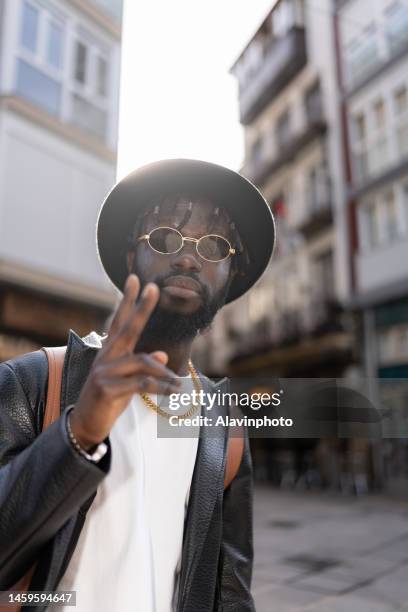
[307,593,398,612]
[349,565,408,609]
[253,583,326,612]
[253,563,309,587]
[253,487,408,612]
[292,572,358,594]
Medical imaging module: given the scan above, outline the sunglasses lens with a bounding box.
[149,228,182,254]
[198,235,230,262]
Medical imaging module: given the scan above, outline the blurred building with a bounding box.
[193,0,408,494]
[335,0,408,381]
[195,0,354,380]
[0,0,122,360]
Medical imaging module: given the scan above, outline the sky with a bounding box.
[117,0,275,180]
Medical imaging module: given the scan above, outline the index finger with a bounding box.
[108,274,141,339]
[108,281,160,357]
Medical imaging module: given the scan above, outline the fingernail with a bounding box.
[142,282,157,297]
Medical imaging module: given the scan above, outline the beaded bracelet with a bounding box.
[65,405,108,463]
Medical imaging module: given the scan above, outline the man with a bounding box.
[0,159,275,611]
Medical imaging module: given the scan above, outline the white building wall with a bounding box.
[356,240,408,293]
[0,0,121,304]
[0,109,115,291]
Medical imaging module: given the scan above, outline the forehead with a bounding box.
[143,195,231,235]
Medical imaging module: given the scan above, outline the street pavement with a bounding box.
[252,486,408,611]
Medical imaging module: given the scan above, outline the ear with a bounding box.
[126,251,135,274]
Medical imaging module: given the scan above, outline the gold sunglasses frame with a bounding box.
[137,226,236,263]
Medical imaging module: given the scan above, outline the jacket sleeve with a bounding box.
[0,356,111,589]
[217,426,256,612]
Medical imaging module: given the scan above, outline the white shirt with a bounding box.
[52,377,199,612]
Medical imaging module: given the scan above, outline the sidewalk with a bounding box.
[253,486,408,611]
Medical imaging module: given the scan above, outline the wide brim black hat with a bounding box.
[96,158,275,304]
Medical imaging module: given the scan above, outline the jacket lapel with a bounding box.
[61,330,101,410]
[178,375,228,608]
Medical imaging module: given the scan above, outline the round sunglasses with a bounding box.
[137,226,235,263]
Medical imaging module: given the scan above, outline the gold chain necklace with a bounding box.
[140,359,202,421]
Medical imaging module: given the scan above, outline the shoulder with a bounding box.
[0,350,49,460]
[0,349,49,404]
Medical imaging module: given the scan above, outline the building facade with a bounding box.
[0,0,123,360]
[195,0,353,381]
[335,0,408,382]
[193,0,391,493]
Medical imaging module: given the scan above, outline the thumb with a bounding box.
[150,351,168,365]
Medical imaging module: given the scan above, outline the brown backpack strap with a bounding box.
[41,346,67,430]
[0,347,67,610]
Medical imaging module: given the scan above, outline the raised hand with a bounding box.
[69,274,181,449]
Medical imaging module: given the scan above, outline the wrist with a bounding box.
[68,408,101,450]
[65,407,108,464]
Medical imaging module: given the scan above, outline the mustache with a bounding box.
[153,272,208,297]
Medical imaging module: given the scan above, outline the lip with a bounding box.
[163,275,202,293]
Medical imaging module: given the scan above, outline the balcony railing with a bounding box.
[298,181,333,239]
[238,26,307,125]
[230,299,345,362]
[243,114,327,187]
[396,112,408,160]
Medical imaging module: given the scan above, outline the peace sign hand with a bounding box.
[69,274,181,450]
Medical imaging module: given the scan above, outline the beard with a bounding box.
[136,270,230,344]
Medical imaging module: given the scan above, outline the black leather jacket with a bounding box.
[0,330,255,612]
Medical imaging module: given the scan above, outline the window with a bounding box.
[382,191,399,242]
[305,81,323,123]
[276,111,291,149]
[71,94,107,139]
[70,36,111,141]
[385,1,408,55]
[16,59,61,115]
[97,56,108,97]
[21,1,39,53]
[347,25,379,87]
[16,1,112,141]
[394,86,408,158]
[246,40,262,76]
[373,99,386,130]
[354,112,366,143]
[307,168,318,211]
[47,20,64,70]
[404,184,408,231]
[353,112,368,184]
[362,202,380,250]
[17,2,64,117]
[360,191,400,251]
[394,86,408,115]
[74,41,87,84]
[306,166,329,212]
[273,0,295,38]
[312,251,334,301]
[370,99,388,175]
[251,135,263,163]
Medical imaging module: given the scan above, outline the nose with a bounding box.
[171,242,202,274]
